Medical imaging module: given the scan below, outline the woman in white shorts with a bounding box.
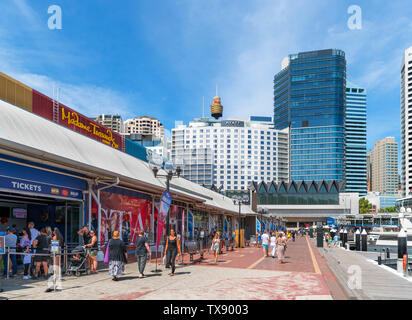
[270,232,277,258]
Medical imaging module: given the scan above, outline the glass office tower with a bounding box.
[345,82,367,195]
[274,49,346,184]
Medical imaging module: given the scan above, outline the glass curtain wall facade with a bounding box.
[345,82,367,195]
[274,49,346,184]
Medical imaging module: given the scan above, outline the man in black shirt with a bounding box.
[135,230,151,278]
[77,226,91,246]
[33,228,51,279]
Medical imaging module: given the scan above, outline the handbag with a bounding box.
[103,242,110,265]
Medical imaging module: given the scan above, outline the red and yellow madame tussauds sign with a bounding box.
[60,107,120,149]
[31,89,125,151]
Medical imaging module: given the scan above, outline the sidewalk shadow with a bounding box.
[143,273,162,278]
[172,271,191,275]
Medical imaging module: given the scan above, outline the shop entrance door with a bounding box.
[55,201,82,246]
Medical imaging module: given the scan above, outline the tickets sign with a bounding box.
[0,176,83,200]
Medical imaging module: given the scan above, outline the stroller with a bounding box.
[66,246,90,276]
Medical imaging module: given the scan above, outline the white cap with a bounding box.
[355,229,360,234]
[361,229,367,235]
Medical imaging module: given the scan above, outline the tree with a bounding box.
[384,207,397,213]
[359,198,372,214]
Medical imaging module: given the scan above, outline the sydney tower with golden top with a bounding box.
[210,93,223,119]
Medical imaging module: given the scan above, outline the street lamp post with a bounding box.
[152,165,182,236]
[233,199,247,247]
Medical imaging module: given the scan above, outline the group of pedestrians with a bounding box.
[105,228,183,281]
[2,222,64,280]
[260,230,291,264]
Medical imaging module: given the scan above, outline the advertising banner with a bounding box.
[97,190,151,245]
[256,219,261,234]
[156,190,172,252]
[224,218,228,234]
[181,210,185,251]
[187,211,194,239]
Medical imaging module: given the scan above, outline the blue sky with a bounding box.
[1,0,411,153]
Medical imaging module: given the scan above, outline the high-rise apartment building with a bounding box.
[401,46,412,197]
[95,114,123,133]
[124,116,164,138]
[345,82,367,196]
[370,137,399,195]
[171,116,289,190]
[274,49,346,184]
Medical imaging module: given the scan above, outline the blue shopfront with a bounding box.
[0,155,87,244]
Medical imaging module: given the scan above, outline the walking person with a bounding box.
[108,231,128,281]
[135,229,151,278]
[261,230,270,257]
[3,227,18,278]
[164,229,181,276]
[276,232,287,264]
[52,228,64,267]
[20,228,32,279]
[210,232,221,264]
[270,232,277,258]
[84,230,98,274]
[33,228,51,279]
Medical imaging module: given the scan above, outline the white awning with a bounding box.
[0,100,253,215]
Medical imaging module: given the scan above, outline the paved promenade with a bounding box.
[321,245,412,300]
[0,237,346,300]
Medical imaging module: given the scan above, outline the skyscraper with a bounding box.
[401,46,412,197]
[171,116,289,190]
[345,82,367,196]
[369,137,399,195]
[274,49,346,184]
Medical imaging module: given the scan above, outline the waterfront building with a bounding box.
[171,116,289,190]
[250,180,358,229]
[95,114,124,133]
[345,82,367,196]
[124,116,164,138]
[401,46,412,197]
[369,137,399,195]
[274,49,346,184]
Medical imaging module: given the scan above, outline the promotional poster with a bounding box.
[94,190,151,245]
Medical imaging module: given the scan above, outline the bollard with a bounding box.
[339,229,344,247]
[6,247,10,280]
[378,255,382,265]
[397,229,407,273]
[361,229,367,252]
[343,229,348,249]
[355,229,361,251]
[386,248,390,259]
[309,228,313,238]
[316,224,323,248]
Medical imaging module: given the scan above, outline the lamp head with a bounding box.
[152,166,159,178]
